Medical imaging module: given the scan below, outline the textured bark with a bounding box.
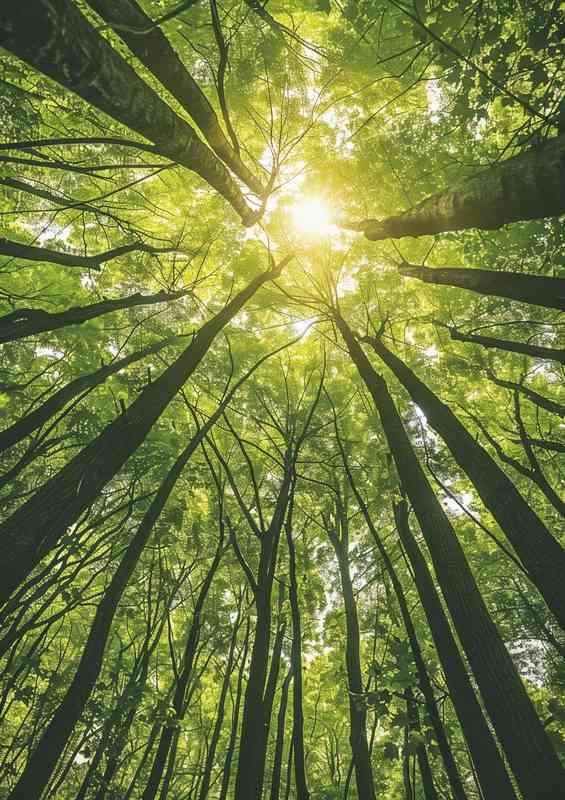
[336,430,468,800]
[327,498,377,800]
[363,335,565,630]
[445,325,565,363]
[350,134,565,239]
[398,263,565,310]
[141,540,224,800]
[0,262,285,604]
[337,315,565,800]
[0,335,183,453]
[85,0,265,196]
[0,0,256,223]
[0,289,188,345]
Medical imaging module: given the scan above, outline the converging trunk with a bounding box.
[398,263,565,310]
[336,314,565,800]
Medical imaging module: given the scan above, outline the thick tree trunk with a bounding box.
[443,325,565,363]
[0,0,255,223]
[285,498,310,800]
[337,315,565,800]
[85,0,265,196]
[335,428,468,800]
[141,540,224,800]
[0,262,284,605]
[218,619,250,800]
[363,334,565,630]
[5,423,220,800]
[398,263,565,310]
[0,289,188,345]
[348,134,565,239]
[327,499,377,800]
[0,335,182,453]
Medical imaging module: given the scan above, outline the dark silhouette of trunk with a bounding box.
[5,426,219,800]
[0,0,255,223]
[84,0,265,196]
[332,414,468,800]
[398,263,565,310]
[442,324,565,363]
[326,495,377,800]
[270,669,293,800]
[0,237,175,272]
[0,289,188,345]
[218,618,251,800]
[347,133,565,239]
[486,369,565,417]
[337,314,565,800]
[285,494,310,800]
[0,335,183,453]
[0,260,286,604]
[196,603,243,800]
[257,616,287,800]
[405,687,439,800]
[363,334,565,630]
[140,539,224,800]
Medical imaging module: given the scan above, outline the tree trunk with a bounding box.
[141,539,224,800]
[444,325,565,363]
[363,334,565,630]
[349,134,565,239]
[0,289,188,345]
[270,669,292,800]
[405,687,439,800]
[0,335,183,453]
[84,0,265,196]
[285,496,310,800]
[337,314,565,800]
[0,0,255,223]
[334,424,468,800]
[326,498,377,800]
[398,263,565,310]
[0,262,285,604]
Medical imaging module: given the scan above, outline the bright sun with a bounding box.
[291,198,333,234]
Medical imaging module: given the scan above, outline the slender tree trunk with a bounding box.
[337,314,565,800]
[486,369,565,417]
[443,325,565,363]
[84,0,265,196]
[285,496,310,800]
[334,422,468,800]
[405,687,439,800]
[398,263,565,310]
[0,0,255,223]
[347,133,565,239]
[363,334,565,630]
[326,498,377,800]
[0,262,285,604]
[141,540,224,800]
[257,619,287,800]
[0,335,183,453]
[0,289,188,345]
[270,669,292,800]
[5,414,225,800]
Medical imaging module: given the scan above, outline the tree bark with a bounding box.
[0,335,183,453]
[363,334,565,630]
[336,314,565,800]
[270,669,292,800]
[0,261,286,604]
[398,263,565,310]
[84,0,265,196]
[442,325,565,363]
[0,289,188,345]
[0,0,256,223]
[347,134,565,239]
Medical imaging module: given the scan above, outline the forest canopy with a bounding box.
[0,2,564,799]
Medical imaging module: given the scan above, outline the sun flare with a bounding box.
[291,198,333,234]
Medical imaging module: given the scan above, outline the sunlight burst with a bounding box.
[291,198,334,235]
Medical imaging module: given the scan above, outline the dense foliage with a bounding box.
[0,2,563,799]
